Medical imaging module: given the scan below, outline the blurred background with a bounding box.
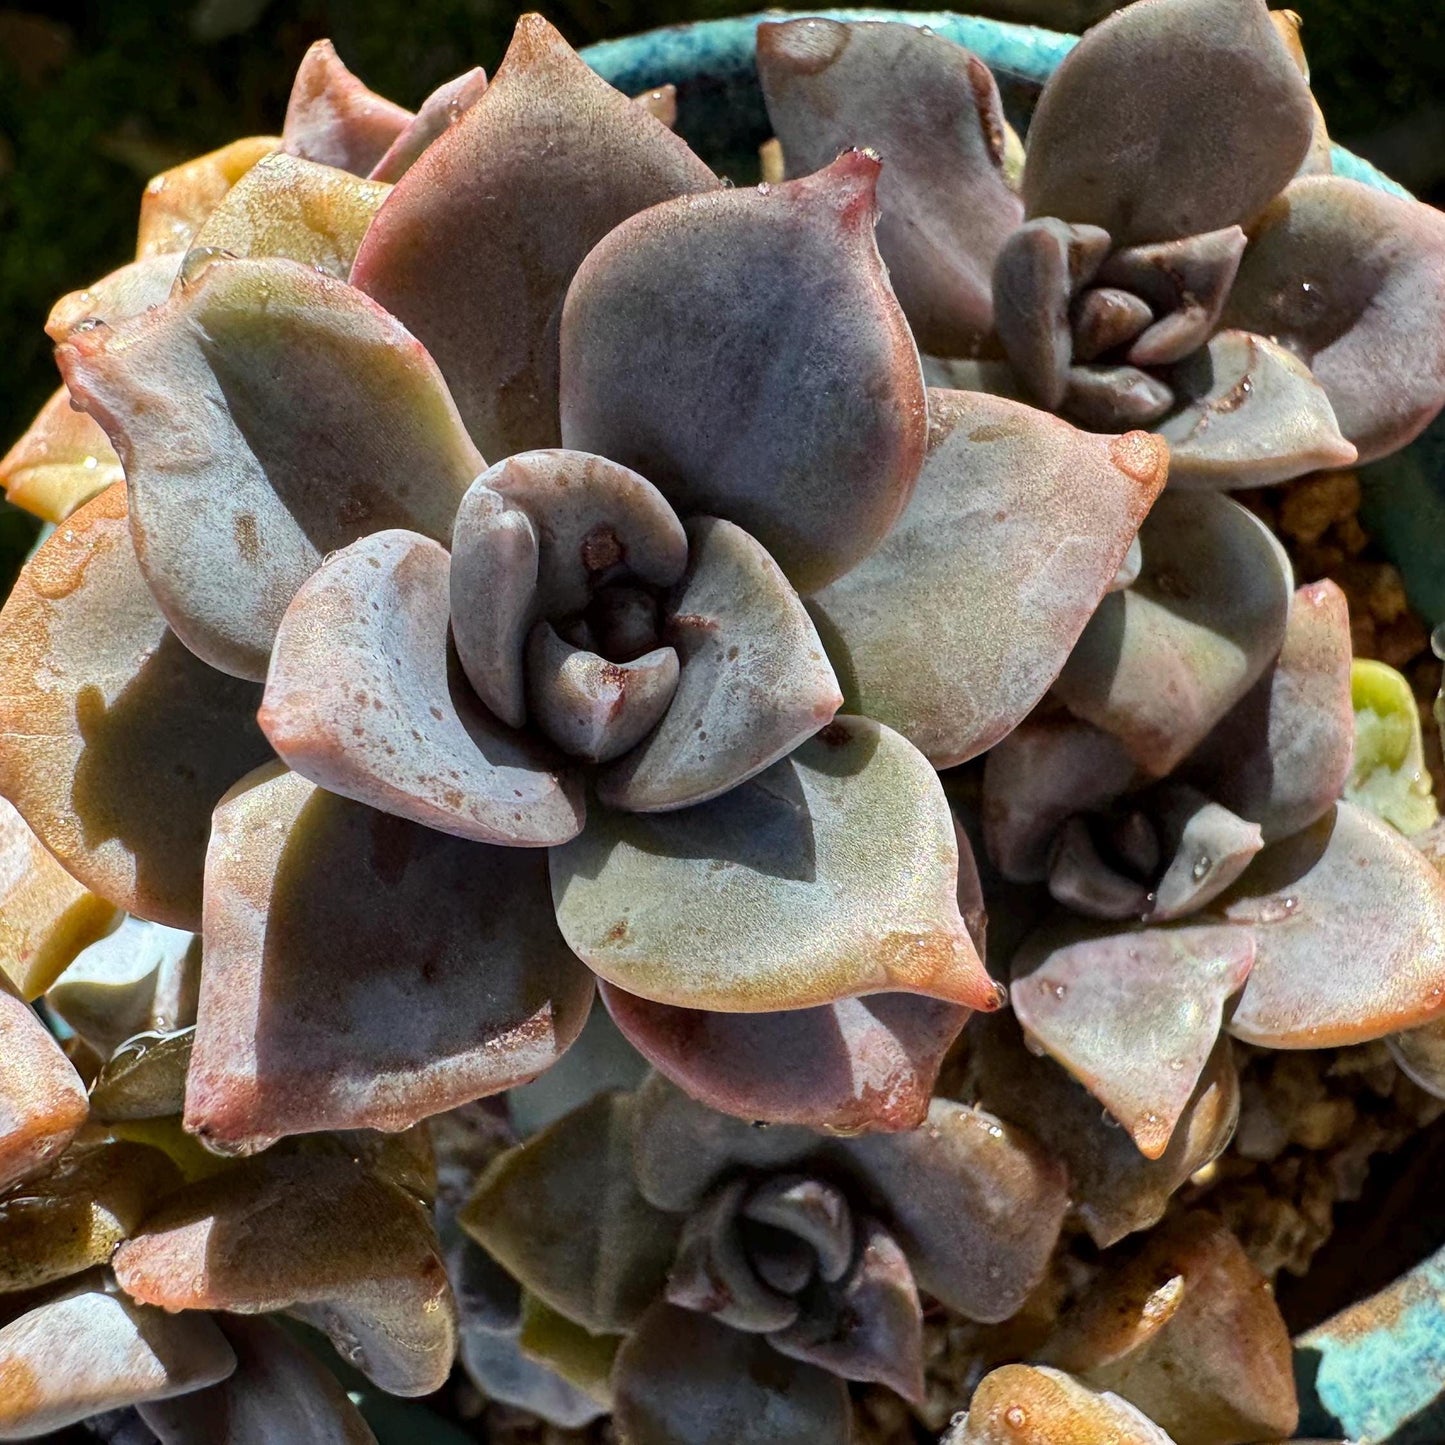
[2,0,1443,511]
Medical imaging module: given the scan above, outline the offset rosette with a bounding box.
[460,1078,1070,1441]
[758,0,1445,476]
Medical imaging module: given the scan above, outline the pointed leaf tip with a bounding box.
[282,39,412,176]
[561,155,927,594]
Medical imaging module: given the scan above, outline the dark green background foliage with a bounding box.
[0,0,1440,580]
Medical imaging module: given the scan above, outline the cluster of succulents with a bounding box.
[3,0,1445,1438]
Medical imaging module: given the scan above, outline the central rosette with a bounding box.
[448,447,845,810]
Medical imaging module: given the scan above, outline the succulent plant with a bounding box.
[2,0,1445,1439]
[458,1075,1070,1439]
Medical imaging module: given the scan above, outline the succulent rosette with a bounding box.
[0,12,1180,1155]
[455,1074,1070,1442]
[5,0,1445,1440]
[757,0,1445,471]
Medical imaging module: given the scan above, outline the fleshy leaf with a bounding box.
[527,625,679,763]
[1063,365,1175,431]
[112,1151,457,1396]
[1097,226,1246,368]
[0,992,88,1193]
[480,449,689,617]
[135,137,278,257]
[1149,790,1264,920]
[1223,175,1445,462]
[770,1217,924,1402]
[551,716,999,1012]
[1021,0,1313,246]
[1217,801,1445,1046]
[184,150,390,277]
[351,14,718,458]
[560,151,928,593]
[1055,491,1293,775]
[0,796,116,1000]
[1010,923,1254,1159]
[89,1030,194,1122]
[667,1177,800,1332]
[982,715,1139,882]
[47,918,199,1056]
[596,819,983,1130]
[0,1141,181,1293]
[448,485,539,728]
[0,386,123,524]
[970,1014,1240,1247]
[811,393,1168,768]
[456,1272,609,1428]
[259,532,583,845]
[0,1289,235,1438]
[0,485,271,928]
[1158,331,1357,488]
[1347,657,1439,835]
[951,1364,1175,1444]
[186,763,593,1152]
[516,1291,619,1408]
[992,219,1110,409]
[1046,817,1153,920]
[599,517,842,811]
[59,258,483,681]
[756,18,1023,355]
[832,1097,1068,1322]
[600,985,969,1133]
[1045,1213,1298,1445]
[612,1302,853,1445]
[281,40,412,176]
[45,254,182,343]
[460,1092,680,1334]
[1186,580,1354,842]
[1073,287,1153,363]
[743,1175,853,1283]
[139,1314,377,1444]
[369,68,488,184]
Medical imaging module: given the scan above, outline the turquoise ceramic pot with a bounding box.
[593,15,1445,1445]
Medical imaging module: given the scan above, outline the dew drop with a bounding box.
[1101,1108,1122,1129]
[1004,1405,1028,1429]
[1191,852,1212,882]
